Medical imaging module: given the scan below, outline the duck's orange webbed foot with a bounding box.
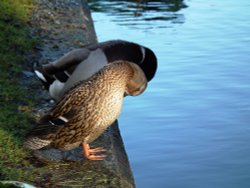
[82,143,107,160]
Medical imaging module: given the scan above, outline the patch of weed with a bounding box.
[0,0,38,182]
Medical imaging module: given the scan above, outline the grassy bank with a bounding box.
[0,0,37,181]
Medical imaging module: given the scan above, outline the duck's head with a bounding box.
[138,46,157,82]
[125,62,148,96]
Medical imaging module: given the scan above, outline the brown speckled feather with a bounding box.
[24,61,147,150]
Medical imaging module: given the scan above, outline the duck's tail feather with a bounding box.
[24,122,62,150]
[35,66,71,91]
[24,137,52,150]
[34,68,55,90]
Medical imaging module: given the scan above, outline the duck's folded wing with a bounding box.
[24,123,62,150]
[24,112,85,150]
[24,107,78,148]
[49,48,91,72]
[35,48,91,85]
[24,109,75,149]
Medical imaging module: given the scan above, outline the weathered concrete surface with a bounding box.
[27,0,135,187]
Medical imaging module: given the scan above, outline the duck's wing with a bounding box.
[24,87,83,149]
[35,48,91,88]
[24,122,63,150]
[24,106,80,150]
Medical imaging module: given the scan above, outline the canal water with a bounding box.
[89,1,250,187]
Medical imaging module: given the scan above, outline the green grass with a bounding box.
[0,0,38,182]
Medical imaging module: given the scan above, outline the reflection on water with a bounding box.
[90,0,250,188]
[89,0,187,29]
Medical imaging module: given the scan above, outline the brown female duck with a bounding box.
[25,61,147,160]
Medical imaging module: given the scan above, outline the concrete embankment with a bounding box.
[26,0,135,187]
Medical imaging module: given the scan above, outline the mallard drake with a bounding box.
[35,40,157,100]
[25,61,147,160]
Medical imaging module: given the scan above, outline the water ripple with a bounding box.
[89,0,187,29]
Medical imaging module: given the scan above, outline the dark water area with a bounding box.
[89,0,250,187]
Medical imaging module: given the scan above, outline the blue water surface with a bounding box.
[89,0,250,187]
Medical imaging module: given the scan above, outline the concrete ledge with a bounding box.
[28,0,135,187]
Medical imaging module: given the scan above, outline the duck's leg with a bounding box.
[82,143,107,160]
